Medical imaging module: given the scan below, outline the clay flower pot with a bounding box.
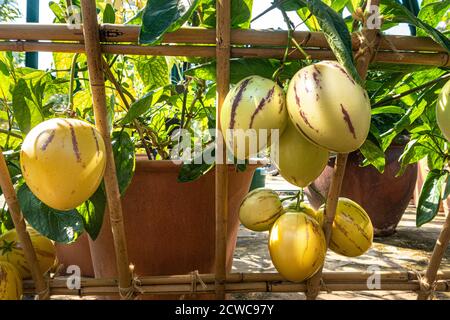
[55,233,95,277]
[87,158,258,293]
[305,143,417,237]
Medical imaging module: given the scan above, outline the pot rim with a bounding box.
[135,154,263,172]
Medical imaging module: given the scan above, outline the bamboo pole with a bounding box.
[417,195,450,300]
[306,0,382,300]
[22,271,450,290]
[22,276,450,296]
[0,151,48,299]
[80,0,133,299]
[215,0,231,300]
[0,24,446,53]
[0,41,448,67]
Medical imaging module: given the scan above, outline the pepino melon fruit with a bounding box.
[436,79,450,141]
[20,118,106,211]
[286,61,371,153]
[317,197,373,257]
[239,188,284,232]
[269,211,326,282]
[0,228,57,279]
[220,76,287,159]
[0,261,22,300]
[273,121,329,187]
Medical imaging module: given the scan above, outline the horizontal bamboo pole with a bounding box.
[23,270,450,290]
[23,280,450,296]
[0,24,446,53]
[0,41,448,67]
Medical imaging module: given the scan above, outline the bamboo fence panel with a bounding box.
[215,0,231,300]
[306,0,382,300]
[0,24,446,53]
[79,0,133,299]
[0,152,48,299]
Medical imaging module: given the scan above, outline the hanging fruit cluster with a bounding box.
[225,61,374,281]
[239,189,373,282]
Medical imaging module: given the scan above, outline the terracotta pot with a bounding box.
[89,158,258,298]
[55,233,95,277]
[305,143,418,237]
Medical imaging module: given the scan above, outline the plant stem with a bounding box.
[101,58,154,160]
[68,53,79,113]
[0,128,22,139]
[372,73,450,108]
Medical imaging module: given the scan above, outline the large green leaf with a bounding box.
[12,79,44,134]
[306,0,362,85]
[103,3,116,24]
[76,186,105,241]
[417,1,450,37]
[197,0,254,29]
[135,56,170,90]
[380,0,450,53]
[17,184,84,243]
[417,169,448,227]
[359,139,386,173]
[397,136,429,176]
[119,87,164,125]
[112,131,136,195]
[139,0,201,44]
[178,144,215,182]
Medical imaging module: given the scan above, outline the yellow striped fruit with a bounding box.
[20,118,106,211]
[0,228,56,279]
[285,201,320,223]
[317,198,373,257]
[0,261,22,300]
[436,79,450,141]
[286,61,371,153]
[269,211,326,282]
[273,121,329,187]
[239,188,284,232]
[220,76,288,159]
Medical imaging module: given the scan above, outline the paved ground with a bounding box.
[229,175,450,300]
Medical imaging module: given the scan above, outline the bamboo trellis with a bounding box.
[0,0,449,300]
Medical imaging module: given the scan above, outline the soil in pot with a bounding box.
[305,143,417,237]
[89,157,258,299]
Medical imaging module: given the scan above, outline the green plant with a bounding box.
[0,0,448,243]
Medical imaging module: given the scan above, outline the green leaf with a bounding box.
[48,1,66,23]
[112,131,136,195]
[417,1,450,37]
[103,3,116,24]
[416,169,448,227]
[444,175,450,199]
[135,56,170,90]
[77,186,105,240]
[120,87,164,125]
[359,139,386,173]
[196,0,254,29]
[139,0,201,44]
[231,0,254,29]
[17,184,84,243]
[306,0,362,85]
[371,106,405,115]
[178,144,215,182]
[12,79,44,134]
[397,137,428,176]
[380,0,450,53]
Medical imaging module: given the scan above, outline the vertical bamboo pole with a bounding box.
[215,0,231,300]
[0,151,48,299]
[80,0,133,299]
[417,194,450,300]
[305,0,381,300]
